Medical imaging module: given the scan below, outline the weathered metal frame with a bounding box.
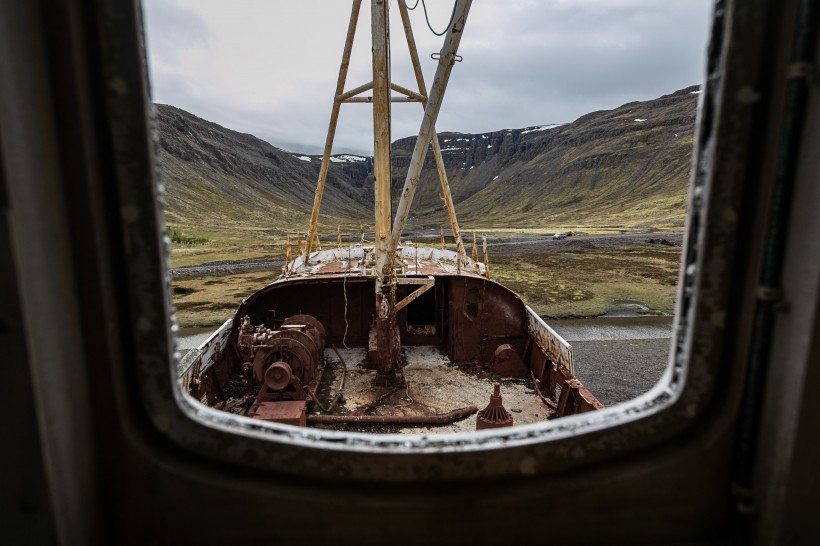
[303,0,362,262]
[127,0,764,482]
[397,0,468,267]
[394,275,435,312]
[386,0,472,267]
[9,0,820,542]
[303,0,469,268]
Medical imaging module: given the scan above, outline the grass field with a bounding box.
[170,239,682,327]
[491,247,681,318]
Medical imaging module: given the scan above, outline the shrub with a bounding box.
[168,226,209,246]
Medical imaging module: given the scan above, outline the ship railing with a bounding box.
[177,319,233,391]
[525,306,573,376]
[525,306,603,414]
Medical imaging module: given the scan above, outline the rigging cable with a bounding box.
[343,244,350,349]
[405,0,457,37]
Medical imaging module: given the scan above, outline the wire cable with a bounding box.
[406,0,457,37]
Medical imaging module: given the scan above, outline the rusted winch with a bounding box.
[237,314,326,423]
[476,382,514,430]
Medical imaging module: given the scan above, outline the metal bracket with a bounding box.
[431,52,463,63]
[395,276,435,311]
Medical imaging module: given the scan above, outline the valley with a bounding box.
[158,87,695,328]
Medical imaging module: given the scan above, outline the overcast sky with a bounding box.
[143,0,713,156]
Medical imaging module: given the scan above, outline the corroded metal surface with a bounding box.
[490,344,528,377]
[527,309,574,376]
[182,248,602,426]
[308,406,477,425]
[476,383,514,430]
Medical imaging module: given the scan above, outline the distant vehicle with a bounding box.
[552,233,567,240]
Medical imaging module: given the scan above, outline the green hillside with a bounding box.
[156,86,698,236]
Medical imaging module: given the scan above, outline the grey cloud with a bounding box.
[142,0,212,62]
[144,0,712,156]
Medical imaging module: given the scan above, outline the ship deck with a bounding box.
[314,346,552,434]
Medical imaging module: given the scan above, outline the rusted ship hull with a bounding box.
[176,0,605,431]
[179,246,602,429]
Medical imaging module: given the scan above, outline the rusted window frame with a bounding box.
[105,0,769,482]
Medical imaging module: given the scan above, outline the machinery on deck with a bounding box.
[179,0,602,429]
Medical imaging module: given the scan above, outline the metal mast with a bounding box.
[301,0,472,378]
[371,0,398,378]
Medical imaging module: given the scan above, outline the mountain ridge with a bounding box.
[156,85,698,233]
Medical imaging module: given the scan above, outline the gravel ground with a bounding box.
[571,338,672,406]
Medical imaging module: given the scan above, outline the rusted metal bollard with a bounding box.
[476,382,513,430]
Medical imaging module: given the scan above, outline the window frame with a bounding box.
[106,0,768,482]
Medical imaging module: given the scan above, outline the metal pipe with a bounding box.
[395,276,435,312]
[336,80,374,102]
[372,0,392,274]
[390,81,426,102]
[344,96,420,103]
[303,0,363,263]
[370,0,398,375]
[307,405,478,425]
[398,0,468,268]
[386,0,472,262]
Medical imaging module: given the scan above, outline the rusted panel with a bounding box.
[250,400,307,427]
[549,371,604,418]
[489,344,528,377]
[448,277,528,365]
[529,344,549,384]
[566,379,604,414]
[237,277,374,347]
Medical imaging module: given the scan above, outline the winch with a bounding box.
[237,314,326,425]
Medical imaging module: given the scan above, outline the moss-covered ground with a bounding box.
[491,247,681,318]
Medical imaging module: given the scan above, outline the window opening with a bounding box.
[145,0,712,438]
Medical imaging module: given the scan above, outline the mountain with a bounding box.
[156,85,699,233]
[155,104,373,230]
